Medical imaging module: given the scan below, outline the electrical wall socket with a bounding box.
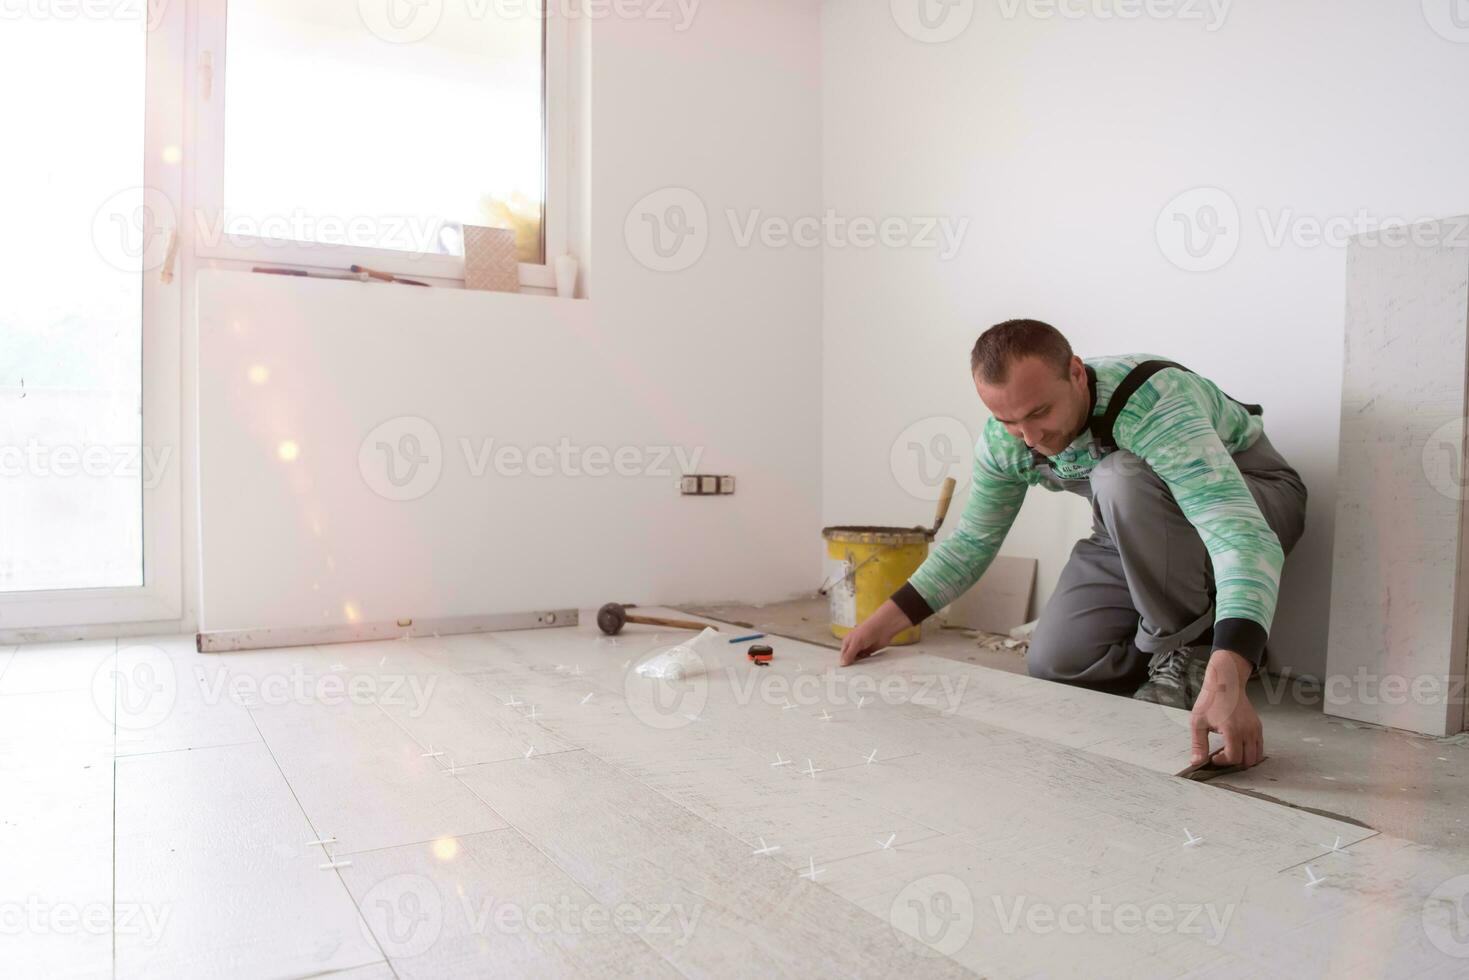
[680,474,736,496]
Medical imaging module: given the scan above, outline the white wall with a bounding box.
[196,1,824,632]
[821,0,1469,678]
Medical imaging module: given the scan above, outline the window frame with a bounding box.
[0,1,185,632]
[191,0,570,290]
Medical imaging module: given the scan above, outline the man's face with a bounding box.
[974,355,1089,457]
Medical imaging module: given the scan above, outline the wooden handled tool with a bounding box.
[596,603,710,636]
[929,476,958,536]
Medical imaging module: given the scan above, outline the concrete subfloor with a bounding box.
[680,595,1469,860]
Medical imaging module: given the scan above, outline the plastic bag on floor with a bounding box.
[634,627,720,681]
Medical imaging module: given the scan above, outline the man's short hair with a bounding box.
[971,319,1073,384]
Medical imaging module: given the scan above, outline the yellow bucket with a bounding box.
[821,526,932,645]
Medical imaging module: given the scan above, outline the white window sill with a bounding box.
[195,234,575,296]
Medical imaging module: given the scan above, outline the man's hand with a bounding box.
[1189,649,1264,767]
[838,600,914,667]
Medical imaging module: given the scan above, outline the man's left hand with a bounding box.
[1189,649,1264,768]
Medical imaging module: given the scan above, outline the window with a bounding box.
[0,4,183,625]
[1,17,145,592]
[195,0,566,286]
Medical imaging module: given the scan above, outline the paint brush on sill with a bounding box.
[351,264,431,286]
[253,266,370,282]
[251,265,431,287]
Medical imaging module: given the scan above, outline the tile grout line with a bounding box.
[242,704,401,980]
[447,640,969,956]
[0,644,15,687]
[365,695,694,978]
[445,749,698,980]
[109,637,118,980]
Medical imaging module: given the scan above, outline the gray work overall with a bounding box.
[1025,362,1308,692]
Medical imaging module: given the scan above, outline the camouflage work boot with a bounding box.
[1132,648,1211,710]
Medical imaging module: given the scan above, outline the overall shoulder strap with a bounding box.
[1088,360,1263,454]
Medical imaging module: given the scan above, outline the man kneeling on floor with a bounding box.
[838,319,1307,770]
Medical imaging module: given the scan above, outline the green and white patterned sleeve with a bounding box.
[1116,371,1285,664]
[891,422,1029,624]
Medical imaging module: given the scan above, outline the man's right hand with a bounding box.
[838,599,915,667]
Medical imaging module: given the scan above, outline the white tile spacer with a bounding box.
[555,665,569,673]
[752,837,781,856]
[306,837,338,847]
[319,859,353,870]
[801,760,822,779]
[817,709,833,722]
[527,705,539,721]
[877,833,896,850]
[865,749,879,765]
[524,745,536,759]
[379,656,387,666]
[1321,835,1348,854]
[572,666,584,676]
[857,697,867,709]
[580,693,594,705]
[1183,828,1204,848]
[770,752,792,767]
[622,659,631,668]
[799,857,824,881]
[1304,865,1327,888]
[504,696,525,708]
[442,756,465,776]
[420,745,445,759]
[781,699,799,711]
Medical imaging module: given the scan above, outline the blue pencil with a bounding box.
[728,633,766,644]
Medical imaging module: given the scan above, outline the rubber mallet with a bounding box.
[596,603,710,636]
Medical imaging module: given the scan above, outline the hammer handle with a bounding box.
[626,614,710,631]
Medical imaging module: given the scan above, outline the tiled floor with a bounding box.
[4,612,1469,978]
